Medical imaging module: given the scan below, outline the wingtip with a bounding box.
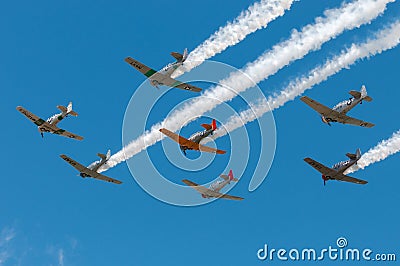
[181,179,191,185]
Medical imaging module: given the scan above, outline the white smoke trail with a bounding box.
[211,20,400,140]
[345,130,400,174]
[101,0,393,172]
[171,0,294,78]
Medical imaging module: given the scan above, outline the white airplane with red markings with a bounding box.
[300,85,374,127]
[159,119,226,156]
[16,102,83,140]
[60,150,122,184]
[304,148,368,185]
[125,48,202,92]
[182,170,243,200]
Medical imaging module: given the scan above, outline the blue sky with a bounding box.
[1,0,399,265]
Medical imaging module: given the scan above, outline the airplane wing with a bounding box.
[88,171,122,184]
[171,80,202,93]
[304,158,337,177]
[182,179,243,200]
[53,128,84,140]
[125,57,202,92]
[336,115,375,128]
[198,143,226,154]
[300,96,337,117]
[17,106,83,140]
[336,173,368,184]
[159,128,194,147]
[60,155,122,184]
[125,57,157,78]
[159,128,226,154]
[60,154,88,173]
[17,106,47,127]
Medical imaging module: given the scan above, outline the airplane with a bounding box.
[60,150,122,184]
[182,170,243,200]
[300,85,374,127]
[16,102,83,140]
[159,119,226,156]
[304,148,368,185]
[124,48,202,92]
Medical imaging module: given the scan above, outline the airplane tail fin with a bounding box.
[361,85,372,102]
[58,102,78,116]
[221,170,239,182]
[201,119,217,131]
[228,170,238,181]
[170,48,188,62]
[211,119,217,130]
[346,148,361,160]
[97,149,110,161]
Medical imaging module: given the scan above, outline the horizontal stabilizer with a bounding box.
[97,153,107,160]
[363,96,373,102]
[346,148,361,160]
[202,119,217,130]
[57,105,67,113]
[349,90,362,99]
[346,153,357,160]
[171,52,184,62]
[201,124,212,130]
[68,110,78,116]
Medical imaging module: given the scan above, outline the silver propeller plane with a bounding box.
[17,102,83,140]
[304,148,368,185]
[300,85,374,127]
[60,150,122,184]
[159,119,226,156]
[182,170,243,200]
[125,48,202,92]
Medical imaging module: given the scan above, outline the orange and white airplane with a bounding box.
[159,119,226,156]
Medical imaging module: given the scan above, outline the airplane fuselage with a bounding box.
[46,112,67,126]
[322,158,358,181]
[180,128,214,155]
[201,179,230,198]
[149,61,182,88]
[80,159,107,178]
[322,97,362,124]
[332,97,362,114]
[37,112,68,135]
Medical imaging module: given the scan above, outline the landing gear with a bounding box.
[180,146,187,156]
